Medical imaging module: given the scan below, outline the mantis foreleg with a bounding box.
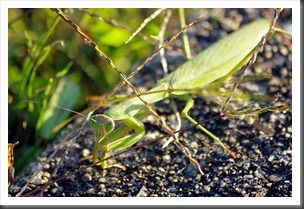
[108,117,145,151]
[93,116,145,169]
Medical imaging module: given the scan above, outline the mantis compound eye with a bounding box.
[88,114,115,142]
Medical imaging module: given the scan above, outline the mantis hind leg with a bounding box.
[179,95,236,159]
[94,117,145,169]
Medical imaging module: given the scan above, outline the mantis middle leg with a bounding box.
[178,94,236,159]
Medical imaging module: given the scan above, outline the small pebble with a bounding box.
[87,188,95,194]
[51,188,58,194]
[190,141,199,151]
[254,170,263,178]
[115,188,122,195]
[136,185,148,197]
[265,51,273,59]
[203,185,211,192]
[272,45,278,53]
[82,149,91,157]
[244,174,253,179]
[43,163,50,169]
[269,175,282,182]
[220,182,226,188]
[268,155,275,162]
[279,46,289,56]
[110,177,119,184]
[82,173,92,182]
[229,137,237,144]
[266,183,273,188]
[98,177,106,183]
[162,155,171,163]
[158,167,166,173]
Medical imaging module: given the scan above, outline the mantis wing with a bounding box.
[105,18,270,120]
[159,18,270,89]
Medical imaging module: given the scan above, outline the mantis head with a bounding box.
[87,113,115,143]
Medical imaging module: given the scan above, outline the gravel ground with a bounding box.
[9,8,292,197]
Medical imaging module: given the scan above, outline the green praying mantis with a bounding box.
[83,18,288,170]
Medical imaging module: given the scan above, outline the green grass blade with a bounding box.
[27,45,52,112]
[18,15,60,96]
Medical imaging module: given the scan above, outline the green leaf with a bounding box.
[36,77,80,139]
[98,28,129,47]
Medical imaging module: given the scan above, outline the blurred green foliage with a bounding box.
[8,8,172,173]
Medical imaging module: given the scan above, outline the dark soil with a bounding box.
[9,8,292,197]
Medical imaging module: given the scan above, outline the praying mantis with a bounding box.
[84,18,283,170]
